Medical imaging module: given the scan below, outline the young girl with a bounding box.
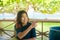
[14,10,37,40]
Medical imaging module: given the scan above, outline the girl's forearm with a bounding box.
[28,38,36,40]
[18,25,33,39]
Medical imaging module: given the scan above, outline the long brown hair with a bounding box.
[16,10,29,29]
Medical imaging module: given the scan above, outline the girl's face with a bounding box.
[21,13,28,25]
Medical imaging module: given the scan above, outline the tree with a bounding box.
[0,0,60,14]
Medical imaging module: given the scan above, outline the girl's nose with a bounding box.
[22,18,24,20]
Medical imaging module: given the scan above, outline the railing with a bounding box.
[0,19,60,40]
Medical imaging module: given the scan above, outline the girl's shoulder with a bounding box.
[14,23,21,29]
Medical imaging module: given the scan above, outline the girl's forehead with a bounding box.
[22,13,27,16]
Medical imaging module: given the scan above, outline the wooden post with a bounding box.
[41,21,43,40]
[0,21,3,36]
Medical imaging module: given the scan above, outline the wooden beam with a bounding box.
[0,19,60,22]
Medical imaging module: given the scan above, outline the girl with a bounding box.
[14,10,37,40]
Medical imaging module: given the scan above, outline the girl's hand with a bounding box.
[30,21,37,28]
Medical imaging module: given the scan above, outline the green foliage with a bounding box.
[30,0,60,14]
[0,0,60,14]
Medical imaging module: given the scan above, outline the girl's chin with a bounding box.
[23,22,27,24]
[24,22,28,24]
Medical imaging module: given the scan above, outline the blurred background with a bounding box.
[0,0,60,40]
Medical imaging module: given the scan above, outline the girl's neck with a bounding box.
[22,23,27,26]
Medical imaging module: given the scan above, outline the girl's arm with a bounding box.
[18,21,37,39]
[27,37,36,40]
